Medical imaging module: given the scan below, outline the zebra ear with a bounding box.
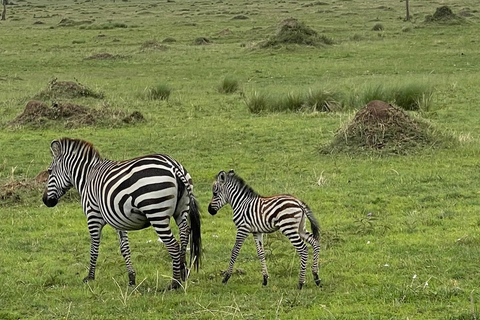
[228,169,235,176]
[50,140,62,157]
[218,171,226,183]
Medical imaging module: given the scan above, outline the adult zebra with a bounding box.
[42,138,201,290]
[208,170,321,289]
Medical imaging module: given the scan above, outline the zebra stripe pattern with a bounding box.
[207,170,321,289]
[42,138,201,290]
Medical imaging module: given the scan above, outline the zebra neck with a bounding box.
[70,156,102,194]
[228,185,259,209]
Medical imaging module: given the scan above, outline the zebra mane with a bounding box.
[59,137,102,160]
[228,173,259,197]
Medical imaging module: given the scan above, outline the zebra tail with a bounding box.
[173,166,202,271]
[189,196,202,271]
[304,205,320,241]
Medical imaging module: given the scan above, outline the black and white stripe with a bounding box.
[208,170,321,289]
[42,138,201,289]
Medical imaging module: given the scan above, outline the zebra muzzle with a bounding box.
[42,195,58,207]
[207,204,217,215]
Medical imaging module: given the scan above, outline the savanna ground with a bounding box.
[1,0,480,319]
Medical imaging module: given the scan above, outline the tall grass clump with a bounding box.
[218,76,239,94]
[277,92,304,112]
[347,82,434,111]
[244,91,270,114]
[392,83,434,111]
[304,88,341,112]
[146,83,172,101]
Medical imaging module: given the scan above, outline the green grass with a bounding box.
[1,0,480,319]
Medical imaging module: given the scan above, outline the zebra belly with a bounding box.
[102,208,150,231]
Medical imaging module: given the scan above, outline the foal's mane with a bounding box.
[229,173,259,197]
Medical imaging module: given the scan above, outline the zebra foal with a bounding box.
[208,170,321,289]
[42,138,201,290]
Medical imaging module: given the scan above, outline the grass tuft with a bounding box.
[146,83,172,101]
[218,76,239,94]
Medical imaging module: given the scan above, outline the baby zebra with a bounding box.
[208,170,321,289]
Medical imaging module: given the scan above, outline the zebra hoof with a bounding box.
[180,264,187,282]
[222,274,231,284]
[262,275,268,286]
[297,282,304,290]
[83,275,95,283]
[128,273,136,286]
[313,273,322,287]
[167,280,182,290]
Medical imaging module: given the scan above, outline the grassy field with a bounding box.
[1,0,480,319]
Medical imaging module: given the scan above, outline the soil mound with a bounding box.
[10,100,145,128]
[85,52,125,60]
[262,18,333,47]
[320,100,454,154]
[33,79,104,100]
[0,178,42,204]
[425,6,465,24]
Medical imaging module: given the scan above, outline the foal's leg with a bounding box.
[223,227,249,284]
[282,229,308,289]
[300,230,321,286]
[253,232,269,286]
[117,230,136,286]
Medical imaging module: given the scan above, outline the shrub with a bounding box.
[218,76,239,94]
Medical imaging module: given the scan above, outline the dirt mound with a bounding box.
[0,178,41,204]
[33,79,104,100]
[141,40,168,51]
[320,100,454,154]
[10,100,145,128]
[425,6,465,24]
[85,52,125,60]
[262,18,333,47]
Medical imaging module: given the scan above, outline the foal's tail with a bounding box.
[303,204,320,241]
[173,166,202,271]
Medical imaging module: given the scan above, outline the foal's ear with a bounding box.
[50,140,62,157]
[228,169,235,176]
[218,171,227,183]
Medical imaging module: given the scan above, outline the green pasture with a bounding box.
[1,0,480,319]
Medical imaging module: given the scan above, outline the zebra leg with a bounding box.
[117,230,136,286]
[301,231,321,287]
[284,232,308,289]
[174,211,190,282]
[223,228,249,284]
[84,220,105,283]
[253,232,269,286]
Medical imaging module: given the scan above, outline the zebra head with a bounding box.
[42,140,73,207]
[208,170,234,215]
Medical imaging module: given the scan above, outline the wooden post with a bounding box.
[405,0,410,21]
